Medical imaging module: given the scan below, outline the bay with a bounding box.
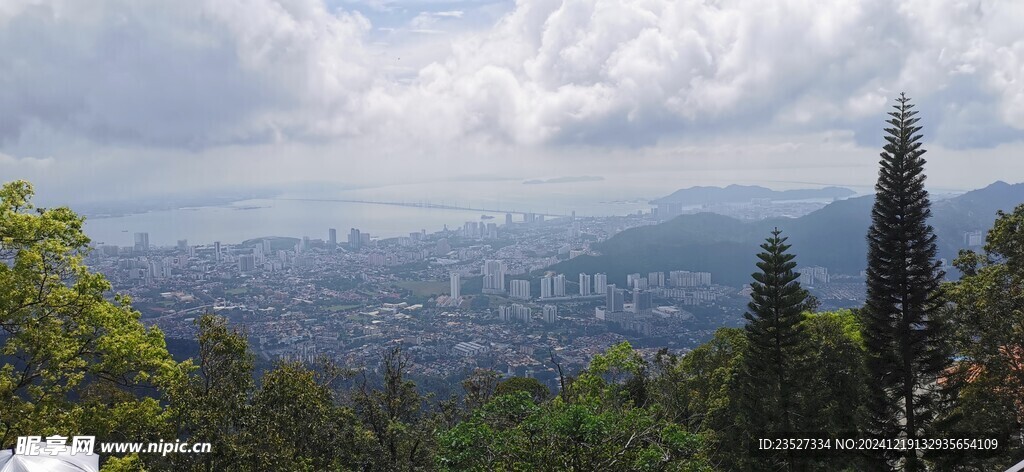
[82,180,655,247]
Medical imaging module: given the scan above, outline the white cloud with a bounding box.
[395,0,1024,147]
[0,0,374,148]
[2,0,1024,201]
[434,11,464,18]
[5,0,1024,150]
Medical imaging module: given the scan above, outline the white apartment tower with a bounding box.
[482,260,507,293]
[450,272,461,299]
[540,275,553,299]
[594,273,608,294]
[510,280,531,300]
[543,305,558,324]
[579,273,592,296]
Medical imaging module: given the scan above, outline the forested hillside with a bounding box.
[554,181,1024,286]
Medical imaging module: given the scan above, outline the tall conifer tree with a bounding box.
[862,94,949,471]
[741,228,809,455]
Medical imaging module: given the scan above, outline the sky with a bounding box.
[1,0,1024,204]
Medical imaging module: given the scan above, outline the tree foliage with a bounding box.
[437,342,712,471]
[0,180,182,449]
[241,362,362,471]
[938,204,1024,470]
[740,228,809,431]
[651,329,747,470]
[861,94,950,471]
[164,316,252,471]
[352,345,436,471]
[494,376,550,404]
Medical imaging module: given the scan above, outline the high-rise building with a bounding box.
[133,232,149,252]
[553,274,566,297]
[450,272,461,299]
[540,275,553,299]
[964,230,984,247]
[328,228,337,248]
[238,254,256,272]
[627,273,642,289]
[670,271,712,287]
[435,238,451,255]
[349,228,362,248]
[579,273,592,296]
[613,287,626,312]
[505,213,513,226]
[594,273,608,294]
[148,260,168,278]
[543,305,558,324]
[498,304,531,323]
[632,289,653,314]
[214,241,222,262]
[262,239,272,255]
[648,272,665,287]
[510,279,531,300]
[606,284,624,312]
[482,260,506,294]
[798,266,829,286]
[176,239,188,250]
[568,221,581,239]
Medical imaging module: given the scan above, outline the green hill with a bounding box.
[552,182,1024,287]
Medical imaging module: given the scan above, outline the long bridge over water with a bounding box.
[273,197,570,218]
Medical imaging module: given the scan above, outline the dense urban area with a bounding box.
[88,198,869,391]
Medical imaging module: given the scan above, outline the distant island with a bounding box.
[523,176,605,185]
[240,236,300,251]
[651,184,856,205]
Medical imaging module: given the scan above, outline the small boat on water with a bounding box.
[481,215,494,220]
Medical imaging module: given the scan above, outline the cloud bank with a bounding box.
[1,0,1023,199]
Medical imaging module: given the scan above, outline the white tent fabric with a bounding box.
[0,450,98,472]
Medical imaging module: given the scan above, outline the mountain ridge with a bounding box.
[650,184,857,205]
[552,181,1024,287]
